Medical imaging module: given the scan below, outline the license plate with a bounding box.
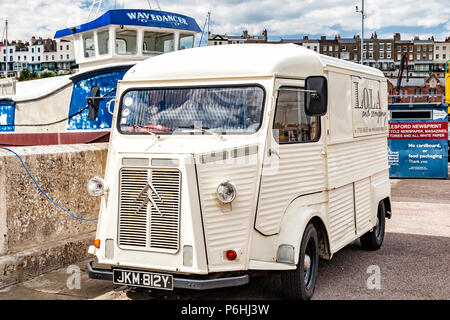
[113,269,173,290]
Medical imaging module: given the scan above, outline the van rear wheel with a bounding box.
[360,201,386,250]
[281,222,319,300]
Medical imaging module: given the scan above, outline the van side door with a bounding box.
[255,79,327,236]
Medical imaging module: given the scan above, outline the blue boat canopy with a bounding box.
[54,9,201,39]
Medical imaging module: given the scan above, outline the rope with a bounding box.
[0,146,98,222]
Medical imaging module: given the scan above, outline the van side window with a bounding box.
[273,87,321,144]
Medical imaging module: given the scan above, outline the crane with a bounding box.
[395,52,409,95]
[394,52,409,103]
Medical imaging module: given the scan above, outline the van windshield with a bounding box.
[118,86,265,135]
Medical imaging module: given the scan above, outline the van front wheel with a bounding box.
[360,201,386,250]
[281,223,319,300]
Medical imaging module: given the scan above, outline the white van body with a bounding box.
[87,44,391,298]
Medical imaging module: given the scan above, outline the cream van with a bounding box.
[86,44,392,300]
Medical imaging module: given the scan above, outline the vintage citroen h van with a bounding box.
[86,44,392,300]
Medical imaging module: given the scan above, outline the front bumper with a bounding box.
[86,261,249,290]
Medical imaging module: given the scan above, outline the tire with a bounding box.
[281,222,319,300]
[360,201,386,251]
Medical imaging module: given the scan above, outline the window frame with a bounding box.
[83,32,96,59]
[272,86,322,145]
[115,28,138,55]
[116,83,267,136]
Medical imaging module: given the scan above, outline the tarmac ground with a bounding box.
[1,169,449,300]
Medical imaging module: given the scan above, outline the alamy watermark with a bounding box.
[366,265,381,290]
[66,265,81,290]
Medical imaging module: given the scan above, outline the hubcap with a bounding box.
[303,238,316,288]
[375,207,383,239]
[304,254,311,270]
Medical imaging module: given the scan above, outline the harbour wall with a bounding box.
[0,143,107,288]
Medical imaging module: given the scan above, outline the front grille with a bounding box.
[119,169,149,247]
[119,168,181,252]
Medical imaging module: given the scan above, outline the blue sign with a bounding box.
[388,104,448,178]
[0,100,15,132]
[54,9,201,39]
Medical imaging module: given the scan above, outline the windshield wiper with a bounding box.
[122,124,160,138]
[178,125,224,140]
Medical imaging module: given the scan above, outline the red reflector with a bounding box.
[94,239,101,249]
[226,250,237,261]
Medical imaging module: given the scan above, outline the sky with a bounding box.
[0,0,449,43]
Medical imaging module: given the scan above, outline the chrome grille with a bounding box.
[149,170,181,251]
[119,169,149,247]
[118,167,181,252]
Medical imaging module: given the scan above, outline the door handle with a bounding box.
[269,148,281,159]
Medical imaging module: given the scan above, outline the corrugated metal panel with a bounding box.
[328,184,355,252]
[119,168,149,247]
[118,167,181,252]
[354,178,372,234]
[327,138,388,188]
[255,143,326,235]
[149,169,181,251]
[197,161,259,269]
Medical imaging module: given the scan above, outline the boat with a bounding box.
[0,8,201,146]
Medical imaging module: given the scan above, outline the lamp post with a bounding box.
[356,1,366,65]
[5,18,8,77]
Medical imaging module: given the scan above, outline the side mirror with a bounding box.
[305,76,328,116]
[87,86,101,121]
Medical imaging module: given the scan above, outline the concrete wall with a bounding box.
[0,143,107,287]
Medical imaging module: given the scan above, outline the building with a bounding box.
[27,37,45,72]
[319,35,340,58]
[208,29,268,46]
[387,73,445,103]
[362,32,394,75]
[0,37,77,78]
[339,36,360,62]
[411,36,435,77]
[298,36,320,53]
[1,41,16,76]
[56,39,76,72]
[434,37,450,77]
[208,33,228,46]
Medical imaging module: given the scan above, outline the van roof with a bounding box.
[123,43,385,82]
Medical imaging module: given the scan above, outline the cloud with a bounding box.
[0,0,448,42]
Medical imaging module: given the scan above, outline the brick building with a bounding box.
[387,73,445,104]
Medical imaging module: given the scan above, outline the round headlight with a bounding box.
[216,182,236,204]
[88,177,105,197]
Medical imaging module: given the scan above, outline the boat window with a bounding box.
[143,31,164,54]
[118,86,265,135]
[97,29,110,55]
[143,32,175,54]
[116,29,137,55]
[179,34,194,50]
[83,32,95,58]
[273,87,321,144]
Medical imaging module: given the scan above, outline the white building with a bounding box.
[28,38,45,72]
[434,38,450,77]
[1,43,16,76]
[56,40,76,72]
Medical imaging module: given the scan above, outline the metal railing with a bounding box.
[388,94,447,107]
